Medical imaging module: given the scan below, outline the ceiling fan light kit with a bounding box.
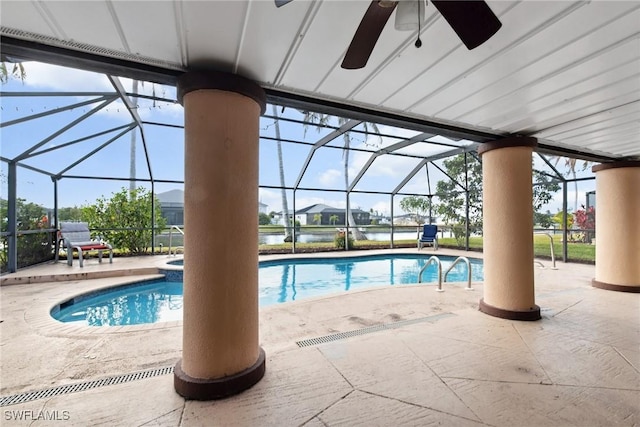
[395,0,426,31]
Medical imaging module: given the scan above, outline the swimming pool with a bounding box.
[52,253,483,326]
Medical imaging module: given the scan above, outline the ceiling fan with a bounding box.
[275,0,502,70]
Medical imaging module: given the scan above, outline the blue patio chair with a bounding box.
[418,224,438,250]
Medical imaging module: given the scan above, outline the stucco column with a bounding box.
[592,161,640,292]
[478,137,540,321]
[173,71,266,400]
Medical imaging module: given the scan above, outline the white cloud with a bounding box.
[347,127,461,186]
[370,201,391,216]
[318,168,341,186]
[20,62,113,92]
[258,188,284,214]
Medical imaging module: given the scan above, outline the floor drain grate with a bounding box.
[0,366,174,407]
[296,312,456,348]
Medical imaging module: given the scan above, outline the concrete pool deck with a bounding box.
[1,249,638,426]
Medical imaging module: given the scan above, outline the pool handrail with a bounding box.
[168,225,184,256]
[418,256,443,291]
[443,256,473,290]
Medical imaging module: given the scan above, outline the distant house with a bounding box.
[157,189,268,226]
[157,189,184,226]
[294,203,370,226]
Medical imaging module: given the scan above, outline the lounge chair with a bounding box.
[418,224,438,250]
[58,222,113,267]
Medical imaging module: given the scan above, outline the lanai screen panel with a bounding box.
[352,156,425,194]
[144,124,185,183]
[258,137,309,188]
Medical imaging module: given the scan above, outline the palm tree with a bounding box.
[329,214,339,225]
[302,113,381,240]
[272,104,292,241]
[129,80,139,195]
[552,156,591,214]
[0,61,26,83]
[313,213,322,225]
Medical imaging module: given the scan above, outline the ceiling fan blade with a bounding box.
[275,0,294,8]
[431,0,501,50]
[342,1,398,70]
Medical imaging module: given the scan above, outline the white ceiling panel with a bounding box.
[423,3,640,121]
[507,83,639,134]
[473,43,640,129]
[110,1,184,64]
[180,1,248,72]
[386,1,576,112]
[0,1,60,39]
[536,103,640,140]
[1,0,638,160]
[279,1,369,90]
[493,67,640,132]
[239,1,313,84]
[42,1,126,52]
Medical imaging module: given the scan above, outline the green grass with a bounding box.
[258,233,595,263]
[438,237,484,250]
[533,234,595,262]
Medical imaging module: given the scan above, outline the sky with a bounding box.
[0,61,596,218]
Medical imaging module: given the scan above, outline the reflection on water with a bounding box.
[258,255,483,307]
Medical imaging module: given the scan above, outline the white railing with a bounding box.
[444,256,473,291]
[535,232,557,269]
[168,225,184,256]
[418,256,443,291]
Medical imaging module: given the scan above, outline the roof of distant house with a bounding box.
[295,204,367,214]
[157,189,267,209]
[157,189,184,204]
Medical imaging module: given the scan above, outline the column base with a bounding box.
[592,279,640,293]
[174,347,266,400]
[479,298,541,321]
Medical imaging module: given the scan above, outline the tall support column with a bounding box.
[478,137,540,321]
[173,71,266,400]
[592,161,640,292]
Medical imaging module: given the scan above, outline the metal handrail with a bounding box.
[444,256,473,290]
[168,225,184,256]
[418,256,443,291]
[535,232,557,269]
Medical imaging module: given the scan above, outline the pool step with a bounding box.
[0,267,160,286]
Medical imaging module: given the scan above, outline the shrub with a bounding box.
[81,187,166,255]
[452,223,467,247]
[0,199,54,272]
[334,231,354,249]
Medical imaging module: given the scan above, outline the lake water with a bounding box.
[259,231,419,245]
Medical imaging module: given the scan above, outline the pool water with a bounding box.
[52,254,483,326]
[53,280,183,326]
